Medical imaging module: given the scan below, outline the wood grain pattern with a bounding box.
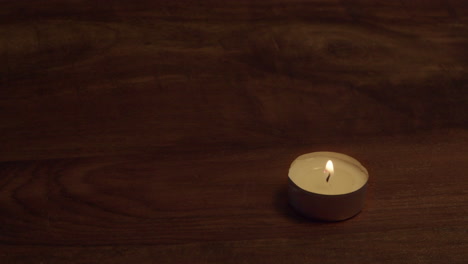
[0,130,467,263]
[1,0,467,162]
[1,0,468,263]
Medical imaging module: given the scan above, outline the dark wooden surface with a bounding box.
[1,1,467,263]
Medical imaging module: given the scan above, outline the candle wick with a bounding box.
[326,173,331,183]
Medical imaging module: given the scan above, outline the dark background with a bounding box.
[1,1,467,263]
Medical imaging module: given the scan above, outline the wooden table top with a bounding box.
[1,1,467,263]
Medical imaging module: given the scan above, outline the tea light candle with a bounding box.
[288,152,369,221]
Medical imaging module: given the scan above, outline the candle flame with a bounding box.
[325,160,334,182]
